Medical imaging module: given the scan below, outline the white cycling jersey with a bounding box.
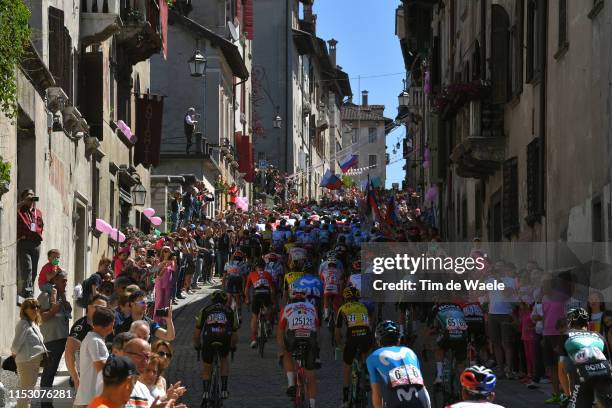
[446,401,504,408]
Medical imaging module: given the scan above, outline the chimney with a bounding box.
[362,90,369,107]
[327,38,338,68]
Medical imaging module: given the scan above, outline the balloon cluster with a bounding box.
[95,219,127,243]
[95,208,162,243]
[142,208,163,226]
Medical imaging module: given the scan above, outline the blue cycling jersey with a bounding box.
[367,346,425,388]
[292,275,323,300]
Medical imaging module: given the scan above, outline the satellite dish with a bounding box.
[228,21,239,42]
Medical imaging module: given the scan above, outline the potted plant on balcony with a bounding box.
[0,156,11,197]
[432,79,490,115]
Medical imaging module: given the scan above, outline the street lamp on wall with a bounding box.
[273,114,282,129]
[188,50,207,77]
[132,183,147,206]
[398,89,410,109]
[273,105,282,129]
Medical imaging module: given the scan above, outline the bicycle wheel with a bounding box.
[258,315,266,358]
[210,352,223,408]
[295,365,307,408]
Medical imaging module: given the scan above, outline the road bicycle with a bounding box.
[257,304,269,358]
[292,340,311,408]
[432,347,460,408]
[199,342,224,408]
[326,304,336,348]
[348,347,370,408]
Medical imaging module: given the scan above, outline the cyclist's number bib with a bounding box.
[446,317,468,332]
[388,364,424,388]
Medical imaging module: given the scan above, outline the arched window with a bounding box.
[491,5,510,103]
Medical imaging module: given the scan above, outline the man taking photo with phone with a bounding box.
[17,188,44,301]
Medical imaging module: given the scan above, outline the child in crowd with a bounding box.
[37,249,61,293]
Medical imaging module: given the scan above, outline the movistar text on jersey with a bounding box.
[371,254,486,275]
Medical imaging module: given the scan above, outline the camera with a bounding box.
[155,308,169,317]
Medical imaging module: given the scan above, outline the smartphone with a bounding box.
[147,249,156,258]
[155,308,169,317]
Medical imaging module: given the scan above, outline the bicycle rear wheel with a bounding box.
[258,315,266,358]
[210,352,223,408]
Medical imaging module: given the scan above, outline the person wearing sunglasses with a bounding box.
[11,298,47,408]
[116,290,175,342]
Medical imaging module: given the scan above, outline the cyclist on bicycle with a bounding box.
[193,290,238,403]
[244,260,275,348]
[560,307,612,408]
[336,287,373,407]
[277,287,319,408]
[264,252,285,300]
[320,252,344,276]
[320,256,343,321]
[428,301,469,385]
[460,301,486,365]
[446,366,503,408]
[366,320,431,408]
[318,223,331,254]
[284,249,306,300]
[223,250,247,317]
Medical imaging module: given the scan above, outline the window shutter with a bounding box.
[503,157,519,236]
[79,52,104,140]
[490,5,510,103]
[526,137,543,223]
[48,7,65,86]
[243,0,253,40]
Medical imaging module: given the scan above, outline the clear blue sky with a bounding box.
[314,0,406,189]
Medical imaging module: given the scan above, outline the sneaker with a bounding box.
[250,340,257,348]
[177,294,186,300]
[172,300,179,305]
[286,385,296,397]
[526,380,539,389]
[221,390,229,399]
[545,393,561,404]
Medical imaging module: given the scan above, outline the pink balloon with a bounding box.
[143,208,156,218]
[118,232,126,243]
[150,216,162,226]
[95,219,110,233]
[109,228,120,241]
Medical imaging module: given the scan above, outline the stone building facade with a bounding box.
[0,0,165,354]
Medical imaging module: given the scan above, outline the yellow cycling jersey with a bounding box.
[337,301,370,329]
[284,271,305,288]
[284,242,298,254]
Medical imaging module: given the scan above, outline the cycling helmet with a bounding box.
[375,320,400,345]
[303,260,315,275]
[567,307,589,326]
[265,253,279,262]
[460,366,497,396]
[290,288,307,302]
[342,286,360,301]
[210,290,228,305]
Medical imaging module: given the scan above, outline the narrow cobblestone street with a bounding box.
[166,291,549,408]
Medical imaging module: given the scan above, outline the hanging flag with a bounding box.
[367,182,382,222]
[385,195,400,225]
[339,154,358,173]
[320,170,343,190]
[135,94,164,167]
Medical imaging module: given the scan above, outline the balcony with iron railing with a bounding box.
[116,0,163,65]
[450,100,506,178]
[80,0,121,45]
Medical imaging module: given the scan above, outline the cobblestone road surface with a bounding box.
[166,291,550,408]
